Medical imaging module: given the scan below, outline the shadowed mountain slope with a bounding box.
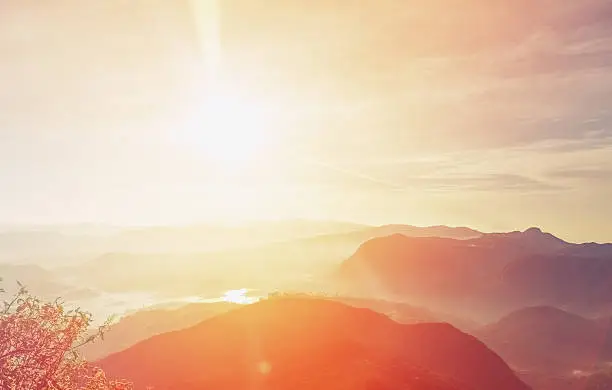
[478,306,612,374]
[99,298,529,390]
[81,301,239,361]
[83,295,477,361]
[339,229,612,316]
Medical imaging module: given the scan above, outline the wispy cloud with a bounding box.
[1,0,612,239]
[548,168,612,181]
[402,174,562,193]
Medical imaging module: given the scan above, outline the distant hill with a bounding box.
[0,220,368,264]
[366,224,482,240]
[82,295,477,361]
[299,224,481,249]
[477,306,612,374]
[517,371,612,390]
[338,228,612,317]
[475,227,569,255]
[332,296,480,331]
[338,234,511,316]
[0,263,74,298]
[81,301,240,361]
[98,298,529,390]
[500,255,612,312]
[65,224,484,296]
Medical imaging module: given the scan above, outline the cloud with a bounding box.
[1,0,612,237]
[286,158,403,191]
[292,154,560,193]
[220,0,612,153]
[548,168,612,181]
[4,0,612,152]
[519,132,612,153]
[407,174,561,192]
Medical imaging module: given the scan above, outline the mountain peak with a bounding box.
[523,227,546,236]
[521,227,568,246]
[523,227,544,235]
[98,297,529,390]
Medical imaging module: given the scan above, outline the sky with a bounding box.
[1,0,611,242]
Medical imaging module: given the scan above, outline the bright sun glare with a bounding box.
[185,0,273,171]
[199,90,270,168]
[222,288,258,304]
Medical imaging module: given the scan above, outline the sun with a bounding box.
[201,91,269,167]
[180,86,273,172]
[185,1,275,171]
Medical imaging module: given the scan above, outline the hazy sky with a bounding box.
[1,0,612,242]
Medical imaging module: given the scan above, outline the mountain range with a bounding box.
[97,297,530,390]
[81,295,477,361]
[338,228,612,318]
[477,306,612,374]
[2,222,611,390]
[56,223,482,296]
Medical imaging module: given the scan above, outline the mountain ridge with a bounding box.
[339,228,612,317]
[477,305,612,374]
[98,297,530,390]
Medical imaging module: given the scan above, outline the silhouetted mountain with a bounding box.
[368,225,482,240]
[517,371,612,390]
[339,229,612,316]
[338,234,510,316]
[333,296,480,331]
[64,224,483,297]
[108,220,369,253]
[0,220,367,265]
[477,306,612,374]
[0,264,70,298]
[98,298,529,390]
[500,254,612,312]
[81,301,240,361]
[477,227,569,254]
[563,242,612,258]
[303,224,481,250]
[472,227,612,259]
[82,295,477,361]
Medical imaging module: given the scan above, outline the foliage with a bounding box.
[0,280,132,390]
